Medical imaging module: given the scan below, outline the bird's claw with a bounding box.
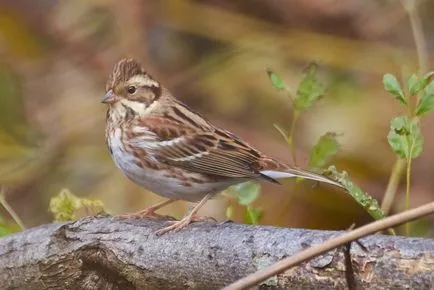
[155,215,216,235]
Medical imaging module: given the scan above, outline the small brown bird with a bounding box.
[102,58,343,235]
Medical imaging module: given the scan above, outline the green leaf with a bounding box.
[49,188,106,221]
[408,74,421,95]
[244,206,262,225]
[325,166,388,222]
[408,73,433,96]
[228,182,261,206]
[308,132,340,170]
[387,116,423,160]
[294,63,324,111]
[383,73,407,104]
[266,69,289,91]
[422,71,434,83]
[416,81,434,116]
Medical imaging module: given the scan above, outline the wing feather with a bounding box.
[132,117,264,179]
[159,134,261,178]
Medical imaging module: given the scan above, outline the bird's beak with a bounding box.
[101,90,117,104]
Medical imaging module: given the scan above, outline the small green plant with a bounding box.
[268,63,324,165]
[308,132,341,172]
[268,64,387,223]
[383,71,434,234]
[325,166,386,221]
[228,64,341,225]
[379,0,432,236]
[49,188,106,222]
[265,66,434,235]
[227,181,262,224]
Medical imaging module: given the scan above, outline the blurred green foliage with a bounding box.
[49,189,105,222]
[268,65,387,224]
[244,206,262,225]
[308,133,340,171]
[229,182,261,206]
[266,69,289,92]
[227,182,262,225]
[0,215,20,237]
[294,63,324,111]
[416,79,434,116]
[0,65,37,146]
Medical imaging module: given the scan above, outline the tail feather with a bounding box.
[260,167,343,189]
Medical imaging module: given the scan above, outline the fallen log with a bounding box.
[0,215,432,289]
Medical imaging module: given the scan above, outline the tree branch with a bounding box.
[224,202,434,289]
[0,216,433,289]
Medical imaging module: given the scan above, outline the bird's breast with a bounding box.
[106,126,241,201]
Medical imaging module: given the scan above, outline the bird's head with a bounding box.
[102,58,162,117]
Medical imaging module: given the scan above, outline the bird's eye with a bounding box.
[127,86,136,94]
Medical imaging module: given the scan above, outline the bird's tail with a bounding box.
[258,159,343,189]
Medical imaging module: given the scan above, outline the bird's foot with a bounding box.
[155,215,215,235]
[118,208,174,220]
[117,199,178,220]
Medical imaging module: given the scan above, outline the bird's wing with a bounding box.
[129,116,272,181]
[128,115,342,188]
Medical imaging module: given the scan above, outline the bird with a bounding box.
[102,58,343,235]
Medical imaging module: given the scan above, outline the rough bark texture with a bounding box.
[0,215,433,289]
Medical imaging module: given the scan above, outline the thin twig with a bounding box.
[401,0,428,235]
[405,157,412,235]
[287,110,299,165]
[0,187,25,231]
[404,0,429,74]
[381,158,405,214]
[222,202,434,290]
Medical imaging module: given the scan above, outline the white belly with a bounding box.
[109,128,238,201]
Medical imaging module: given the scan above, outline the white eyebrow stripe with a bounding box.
[128,75,160,88]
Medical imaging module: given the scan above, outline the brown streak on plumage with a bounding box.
[141,117,194,140]
[150,84,162,100]
[252,157,285,172]
[172,106,202,129]
[106,58,144,92]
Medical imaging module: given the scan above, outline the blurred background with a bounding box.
[0,0,433,236]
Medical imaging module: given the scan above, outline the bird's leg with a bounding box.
[155,193,213,235]
[119,199,178,219]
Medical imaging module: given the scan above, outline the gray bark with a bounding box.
[0,215,433,289]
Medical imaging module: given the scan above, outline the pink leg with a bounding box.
[119,199,178,219]
[155,194,213,235]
